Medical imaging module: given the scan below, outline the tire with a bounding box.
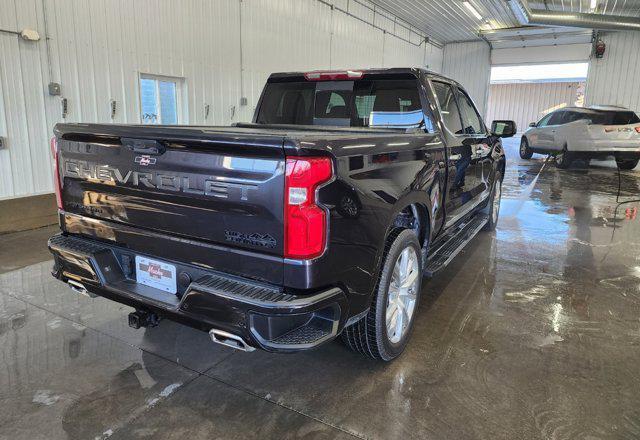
[483,171,503,231]
[342,229,423,361]
[616,158,639,170]
[519,137,533,159]
[554,146,573,169]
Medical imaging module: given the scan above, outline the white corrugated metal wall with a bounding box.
[486,82,582,134]
[441,41,491,117]
[0,0,443,200]
[585,31,640,113]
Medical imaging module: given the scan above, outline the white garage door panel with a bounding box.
[492,44,592,66]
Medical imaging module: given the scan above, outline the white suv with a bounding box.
[520,106,640,170]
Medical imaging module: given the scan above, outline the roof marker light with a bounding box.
[304,70,364,81]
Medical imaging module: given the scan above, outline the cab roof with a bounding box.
[267,67,455,84]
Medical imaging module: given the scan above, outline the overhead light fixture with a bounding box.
[463,1,483,20]
[481,19,497,30]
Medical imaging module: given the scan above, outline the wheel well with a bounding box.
[391,204,429,251]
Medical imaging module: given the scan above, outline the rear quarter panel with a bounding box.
[283,131,445,314]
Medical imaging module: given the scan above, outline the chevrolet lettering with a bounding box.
[63,160,257,200]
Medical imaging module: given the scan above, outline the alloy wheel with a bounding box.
[386,247,419,344]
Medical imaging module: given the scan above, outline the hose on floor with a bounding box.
[602,161,640,259]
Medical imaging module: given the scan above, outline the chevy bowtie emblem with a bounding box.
[135,155,156,166]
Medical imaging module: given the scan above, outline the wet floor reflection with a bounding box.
[0,137,639,439]
[0,296,198,440]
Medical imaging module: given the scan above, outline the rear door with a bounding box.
[538,111,565,151]
[455,86,493,193]
[57,127,286,256]
[430,81,486,227]
[555,110,584,147]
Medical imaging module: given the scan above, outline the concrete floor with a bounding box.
[1,138,639,439]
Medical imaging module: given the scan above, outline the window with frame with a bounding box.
[256,78,430,130]
[139,75,183,125]
[432,81,463,134]
[590,110,640,125]
[547,111,565,126]
[456,89,484,135]
[537,113,554,127]
[563,111,584,124]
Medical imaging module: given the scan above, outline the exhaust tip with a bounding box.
[209,329,255,352]
[67,280,97,298]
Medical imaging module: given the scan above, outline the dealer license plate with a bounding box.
[135,256,177,294]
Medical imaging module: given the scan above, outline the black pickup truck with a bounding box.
[48,68,515,361]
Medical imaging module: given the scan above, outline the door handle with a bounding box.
[449,153,462,161]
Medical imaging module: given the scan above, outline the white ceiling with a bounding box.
[369,0,640,45]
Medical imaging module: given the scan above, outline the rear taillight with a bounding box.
[50,136,62,209]
[284,156,332,259]
[635,127,640,134]
[304,70,364,81]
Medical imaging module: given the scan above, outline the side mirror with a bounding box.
[491,120,517,138]
[529,122,537,128]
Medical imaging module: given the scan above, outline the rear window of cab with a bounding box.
[256,78,435,132]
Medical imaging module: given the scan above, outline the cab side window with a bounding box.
[456,89,484,135]
[432,81,463,135]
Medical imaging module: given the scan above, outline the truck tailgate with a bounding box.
[55,125,286,256]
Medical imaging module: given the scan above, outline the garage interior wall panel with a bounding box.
[424,42,443,73]
[382,34,425,69]
[330,8,384,70]
[585,31,640,113]
[0,0,441,200]
[441,41,491,116]
[238,0,333,121]
[486,82,581,134]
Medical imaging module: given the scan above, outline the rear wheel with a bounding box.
[519,137,533,159]
[555,146,573,169]
[616,158,639,170]
[342,229,422,361]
